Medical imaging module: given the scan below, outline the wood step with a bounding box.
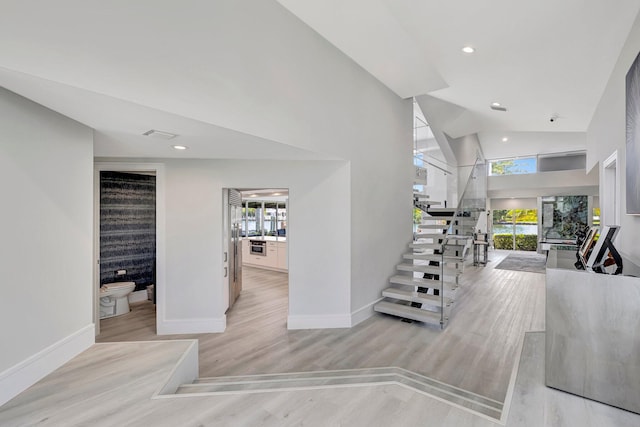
[426,208,457,217]
[397,263,443,274]
[401,255,463,272]
[403,253,441,261]
[402,250,465,262]
[396,263,461,276]
[409,242,443,250]
[382,287,452,307]
[420,221,453,228]
[414,233,446,240]
[374,301,445,326]
[389,275,457,290]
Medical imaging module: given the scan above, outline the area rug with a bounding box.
[494,252,547,274]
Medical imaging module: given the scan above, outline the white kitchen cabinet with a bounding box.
[277,242,287,270]
[242,238,287,271]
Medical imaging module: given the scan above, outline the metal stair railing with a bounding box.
[445,156,487,249]
[411,157,486,328]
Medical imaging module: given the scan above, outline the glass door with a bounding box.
[492,209,538,251]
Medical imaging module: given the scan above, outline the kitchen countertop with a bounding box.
[245,236,286,242]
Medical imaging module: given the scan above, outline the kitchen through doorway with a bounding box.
[224,188,289,328]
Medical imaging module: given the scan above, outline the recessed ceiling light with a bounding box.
[502,137,509,142]
[143,129,178,139]
[490,103,507,112]
[492,102,501,107]
[172,145,188,150]
[462,46,475,54]
[273,193,281,196]
[250,194,257,198]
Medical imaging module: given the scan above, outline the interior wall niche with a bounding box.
[100,171,156,291]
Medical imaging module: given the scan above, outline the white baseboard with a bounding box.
[351,298,383,327]
[157,316,226,335]
[287,313,351,330]
[128,289,149,304]
[0,324,95,406]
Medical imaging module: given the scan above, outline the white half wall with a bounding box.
[0,88,94,404]
[488,169,599,199]
[587,10,640,265]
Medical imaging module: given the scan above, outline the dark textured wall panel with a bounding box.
[100,171,156,291]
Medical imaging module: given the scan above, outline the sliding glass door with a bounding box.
[492,209,538,251]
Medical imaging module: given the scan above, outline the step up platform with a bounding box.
[174,367,503,420]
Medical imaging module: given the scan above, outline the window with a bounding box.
[492,209,538,251]
[242,199,287,237]
[593,207,601,227]
[489,157,537,176]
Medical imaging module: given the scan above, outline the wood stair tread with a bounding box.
[389,275,457,289]
[374,301,444,325]
[396,264,461,276]
[382,287,452,306]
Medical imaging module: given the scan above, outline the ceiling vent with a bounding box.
[142,129,178,139]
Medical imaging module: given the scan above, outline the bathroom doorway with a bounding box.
[93,163,165,336]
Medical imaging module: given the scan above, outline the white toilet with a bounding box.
[99,282,136,319]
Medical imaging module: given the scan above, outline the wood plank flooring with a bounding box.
[98,252,545,403]
[5,252,638,426]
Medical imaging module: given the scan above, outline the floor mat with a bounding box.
[494,252,547,274]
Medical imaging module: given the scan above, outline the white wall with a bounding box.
[587,10,640,264]
[488,169,599,199]
[0,88,94,404]
[102,158,352,331]
[92,1,413,326]
[1,0,412,336]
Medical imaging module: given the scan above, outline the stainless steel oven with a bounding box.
[250,240,266,256]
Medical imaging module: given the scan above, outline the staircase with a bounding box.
[374,159,487,329]
[374,204,464,329]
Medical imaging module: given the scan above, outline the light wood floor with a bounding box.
[98,251,545,403]
[5,252,639,426]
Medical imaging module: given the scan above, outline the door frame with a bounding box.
[602,151,620,226]
[93,162,165,336]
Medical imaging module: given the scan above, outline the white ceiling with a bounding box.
[1,1,639,161]
[278,0,640,158]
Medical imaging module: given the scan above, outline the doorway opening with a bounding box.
[603,151,620,226]
[93,163,165,337]
[492,208,538,251]
[223,188,289,329]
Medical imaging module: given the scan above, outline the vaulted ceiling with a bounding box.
[1,0,639,161]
